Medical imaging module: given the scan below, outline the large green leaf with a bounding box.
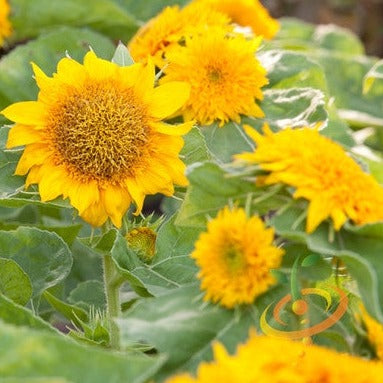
[0,27,115,112]
[270,204,383,322]
[0,294,55,332]
[176,162,285,228]
[0,320,164,383]
[10,0,138,42]
[0,227,73,300]
[118,284,263,379]
[0,258,32,305]
[181,126,211,165]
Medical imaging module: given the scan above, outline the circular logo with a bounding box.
[260,286,348,339]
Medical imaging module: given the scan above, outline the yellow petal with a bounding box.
[38,165,67,201]
[125,178,146,215]
[133,59,156,98]
[306,198,331,233]
[101,185,131,228]
[150,121,194,136]
[55,56,87,86]
[331,208,347,231]
[31,62,53,91]
[1,101,46,125]
[149,81,190,119]
[15,144,52,175]
[83,50,117,80]
[80,201,109,227]
[242,124,263,143]
[67,179,100,215]
[7,124,43,148]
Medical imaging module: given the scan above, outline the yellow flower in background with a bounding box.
[0,0,12,47]
[193,0,280,39]
[166,331,383,383]
[2,51,192,227]
[128,4,230,68]
[236,125,383,233]
[191,207,284,308]
[361,307,383,361]
[161,29,268,126]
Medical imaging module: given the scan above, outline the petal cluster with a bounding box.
[237,125,383,232]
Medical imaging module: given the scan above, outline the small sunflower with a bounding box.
[0,0,12,47]
[236,125,383,233]
[128,4,230,68]
[193,0,279,39]
[161,28,268,126]
[2,51,192,227]
[166,331,383,383]
[191,206,284,309]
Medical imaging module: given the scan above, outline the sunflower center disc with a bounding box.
[49,82,149,182]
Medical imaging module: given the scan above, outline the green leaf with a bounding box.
[0,227,73,300]
[0,27,115,113]
[68,280,106,311]
[270,204,383,322]
[118,285,257,379]
[176,162,283,228]
[0,378,71,383]
[10,0,138,42]
[363,59,383,94]
[181,126,211,165]
[0,258,32,305]
[0,320,165,383]
[0,294,55,332]
[43,291,88,328]
[112,42,135,66]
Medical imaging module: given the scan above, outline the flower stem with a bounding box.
[103,254,122,350]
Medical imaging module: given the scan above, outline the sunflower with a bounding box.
[191,206,284,308]
[1,51,192,227]
[128,4,230,68]
[236,125,383,233]
[0,0,12,47]
[161,28,268,126]
[166,331,383,383]
[192,0,279,39]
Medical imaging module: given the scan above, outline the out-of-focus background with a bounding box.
[264,0,383,56]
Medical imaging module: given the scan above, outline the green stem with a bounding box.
[103,254,122,350]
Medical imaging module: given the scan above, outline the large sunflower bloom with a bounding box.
[236,125,383,233]
[161,28,268,126]
[1,51,192,227]
[193,0,279,39]
[0,0,12,47]
[128,4,230,68]
[191,206,284,308]
[166,331,383,383]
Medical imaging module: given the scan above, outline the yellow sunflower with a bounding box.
[0,0,12,47]
[236,125,383,233]
[166,331,383,383]
[191,206,284,308]
[192,0,279,39]
[1,51,192,227]
[128,4,230,68]
[161,28,268,126]
[361,307,383,361]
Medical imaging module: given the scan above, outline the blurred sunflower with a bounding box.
[166,331,383,383]
[193,0,279,39]
[161,28,268,126]
[236,125,383,233]
[191,206,283,308]
[2,51,192,227]
[0,0,12,47]
[128,3,230,68]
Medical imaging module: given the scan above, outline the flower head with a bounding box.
[193,0,279,39]
[0,0,12,47]
[128,4,230,68]
[2,51,192,227]
[166,331,383,383]
[237,125,383,233]
[161,28,268,126]
[191,206,284,308]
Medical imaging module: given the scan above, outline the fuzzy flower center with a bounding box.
[49,81,149,182]
[224,244,245,273]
